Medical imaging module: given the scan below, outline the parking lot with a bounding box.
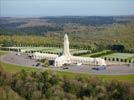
[0,52,134,75]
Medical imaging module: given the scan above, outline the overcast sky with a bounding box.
[0,0,134,17]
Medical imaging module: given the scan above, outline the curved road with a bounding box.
[0,52,134,75]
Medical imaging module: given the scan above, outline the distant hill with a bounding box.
[0,16,134,52]
[0,16,134,35]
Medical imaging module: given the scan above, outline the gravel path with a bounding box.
[0,52,134,75]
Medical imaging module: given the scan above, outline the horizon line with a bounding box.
[0,15,134,18]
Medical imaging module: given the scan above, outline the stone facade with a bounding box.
[33,34,106,67]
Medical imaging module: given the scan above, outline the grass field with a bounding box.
[81,51,134,62]
[57,71,134,82]
[1,47,89,54]
[0,61,38,73]
[103,53,134,62]
[103,53,134,59]
[80,50,112,57]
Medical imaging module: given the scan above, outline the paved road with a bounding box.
[0,52,42,67]
[0,52,134,75]
[58,64,134,75]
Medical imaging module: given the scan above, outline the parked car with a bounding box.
[63,67,69,70]
[36,63,40,67]
[92,66,106,70]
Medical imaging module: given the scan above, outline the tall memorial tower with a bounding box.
[34,34,106,67]
[63,34,71,57]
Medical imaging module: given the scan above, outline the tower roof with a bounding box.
[64,34,68,40]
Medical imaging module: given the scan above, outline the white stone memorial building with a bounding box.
[33,34,106,67]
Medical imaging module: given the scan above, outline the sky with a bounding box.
[0,0,134,17]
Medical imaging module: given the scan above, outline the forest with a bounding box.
[0,65,133,100]
[0,16,134,52]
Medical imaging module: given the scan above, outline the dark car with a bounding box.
[36,63,40,67]
[63,67,69,70]
[92,66,106,70]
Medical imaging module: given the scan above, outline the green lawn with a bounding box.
[1,47,89,54]
[103,53,134,59]
[0,61,38,73]
[81,50,112,57]
[80,51,134,61]
[57,71,134,82]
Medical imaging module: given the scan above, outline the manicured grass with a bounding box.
[0,61,38,73]
[80,51,134,61]
[81,50,112,57]
[57,71,134,82]
[96,75,134,82]
[2,47,89,54]
[103,53,134,59]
